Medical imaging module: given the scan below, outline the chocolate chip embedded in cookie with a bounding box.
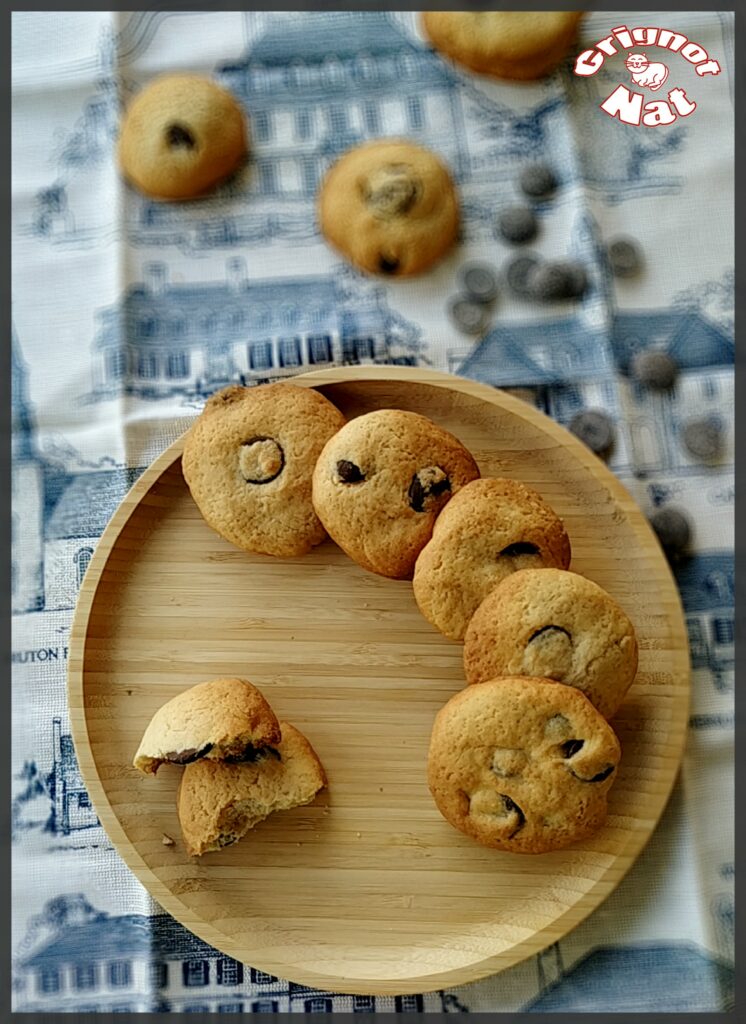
[133,678,282,776]
[422,12,584,81]
[177,722,327,856]
[117,74,248,200]
[464,569,638,719]
[427,676,621,853]
[413,478,571,641]
[312,409,480,579]
[182,383,346,558]
[317,139,460,277]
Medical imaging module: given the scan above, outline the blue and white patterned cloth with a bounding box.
[11,11,734,1013]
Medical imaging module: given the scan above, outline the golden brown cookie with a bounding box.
[177,721,327,856]
[421,12,584,81]
[463,569,638,719]
[317,139,459,277]
[413,478,571,641]
[428,677,621,853]
[312,408,480,578]
[133,678,281,776]
[118,74,248,200]
[182,383,346,558]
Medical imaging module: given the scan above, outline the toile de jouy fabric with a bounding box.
[12,10,733,1013]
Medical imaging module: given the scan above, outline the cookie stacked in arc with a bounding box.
[178,381,638,855]
[134,678,326,856]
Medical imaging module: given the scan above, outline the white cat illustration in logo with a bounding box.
[625,52,670,91]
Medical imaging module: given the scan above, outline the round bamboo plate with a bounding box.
[68,366,690,995]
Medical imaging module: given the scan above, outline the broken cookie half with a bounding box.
[176,722,327,856]
[133,678,282,776]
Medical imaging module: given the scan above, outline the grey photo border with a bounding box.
[6,2,739,1022]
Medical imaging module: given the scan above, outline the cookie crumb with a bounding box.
[356,831,362,839]
[162,834,175,847]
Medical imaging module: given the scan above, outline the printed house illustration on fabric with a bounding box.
[14,897,444,1013]
[30,11,689,249]
[12,336,141,614]
[88,258,421,402]
[13,719,99,839]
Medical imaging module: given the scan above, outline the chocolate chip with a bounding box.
[165,743,213,765]
[496,205,538,244]
[572,764,615,783]
[560,739,584,759]
[500,794,526,837]
[448,296,491,335]
[460,262,499,303]
[681,416,724,461]
[630,350,678,390]
[166,123,196,150]
[649,506,691,556]
[569,409,615,455]
[408,467,450,512]
[519,163,558,199]
[336,459,365,484]
[240,436,285,484]
[529,624,572,644]
[500,542,540,558]
[378,255,400,275]
[529,261,587,301]
[608,238,642,277]
[505,254,541,297]
[224,745,281,764]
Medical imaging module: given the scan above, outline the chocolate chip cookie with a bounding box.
[133,678,281,776]
[312,409,480,578]
[118,74,248,200]
[182,383,346,558]
[317,139,460,277]
[422,12,584,81]
[177,721,327,856]
[464,569,638,719]
[428,676,621,853]
[413,478,571,641]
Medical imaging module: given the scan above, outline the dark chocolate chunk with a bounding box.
[336,459,365,484]
[681,415,724,461]
[519,163,558,199]
[500,541,540,558]
[166,123,196,150]
[649,506,691,556]
[460,262,499,303]
[505,254,542,297]
[448,295,491,335]
[378,254,401,275]
[608,237,642,277]
[408,467,451,513]
[529,624,572,644]
[165,743,213,765]
[224,745,281,765]
[560,739,584,759]
[496,205,538,244]
[630,350,678,390]
[529,261,587,301]
[572,764,615,783]
[501,794,526,837]
[569,409,615,455]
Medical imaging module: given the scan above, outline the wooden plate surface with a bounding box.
[68,367,690,995]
